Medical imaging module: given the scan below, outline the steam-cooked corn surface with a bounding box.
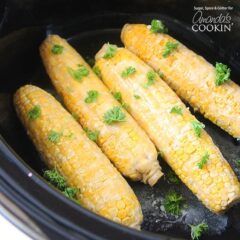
[39,35,162,186]
[95,46,240,213]
[14,85,143,228]
[121,24,240,139]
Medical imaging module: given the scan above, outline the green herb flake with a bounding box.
[166,170,180,184]
[121,102,129,110]
[43,169,66,191]
[68,64,89,81]
[150,19,168,33]
[189,222,208,240]
[215,62,231,86]
[43,169,79,201]
[63,187,79,200]
[197,151,209,169]
[162,41,179,58]
[84,128,99,142]
[48,130,62,144]
[72,112,79,121]
[112,91,122,102]
[191,121,205,137]
[157,69,164,78]
[93,65,101,78]
[134,94,141,100]
[163,191,185,216]
[121,66,136,78]
[84,90,99,104]
[51,44,64,54]
[170,106,183,115]
[103,106,126,125]
[236,159,240,167]
[144,70,157,88]
[28,105,41,120]
[103,43,117,59]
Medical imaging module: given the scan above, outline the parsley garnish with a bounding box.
[134,94,141,99]
[28,105,41,120]
[112,92,129,109]
[103,106,126,125]
[189,222,208,240]
[215,62,231,86]
[163,191,185,216]
[68,64,89,81]
[121,66,136,78]
[236,159,240,167]
[144,70,157,88]
[157,69,164,78]
[48,131,62,144]
[162,41,179,58]
[191,121,205,137]
[43,169,79,201]
[93,65,101,78]
[51,44,64,54]
[43,169,66,190]
[103,43,117,59]
[150,19,168,33]
[166,170,180,184]
[84,90,99,104]
[84,128,99,142]
[170,106,183,115]
[197,151,209,169]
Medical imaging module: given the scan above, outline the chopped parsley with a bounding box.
[28,105,41,120]
[51,44,64,54]
[72,112,79,121]
[157,69,164,78]
[166,170,180,184]
[68,64,89,81]
[134,94,141,99]
[150,19,168,33]
[170,106,183,115]
[215,62,231,86]
[112,91,129,109]
[163,191,185,216]
[236,159,240,167]
[84,90,99,104]
[43,169,66,190]
[162,41,179,58]
[121,66,136,78]
[48,130,62,144]
[84,128,99,142]
[93,65,101,78]
[103,43,117,59]
[43,169,79,201]
[197,151,209,169]
[191,121,205,137]
[144,70,157,88]
[103,106,126,125]
[189,222,208,240]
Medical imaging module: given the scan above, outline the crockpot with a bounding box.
[0,0,240,239]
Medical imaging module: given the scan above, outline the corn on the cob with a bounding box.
[121,24,240,139]
[39,35,162,186]
[14,85,143,228]
[95,45,240,213]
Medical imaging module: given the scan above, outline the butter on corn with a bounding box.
[95,45,240,213]
[14,85,143,228]
[121,23,240,139]
[40,35,163,186]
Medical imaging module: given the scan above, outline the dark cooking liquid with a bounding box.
[0,14,239,240]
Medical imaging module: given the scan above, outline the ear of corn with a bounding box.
[121,24,240,139]
[95,45,240,213]
[14,85,143,228]
[39,35,163,186]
